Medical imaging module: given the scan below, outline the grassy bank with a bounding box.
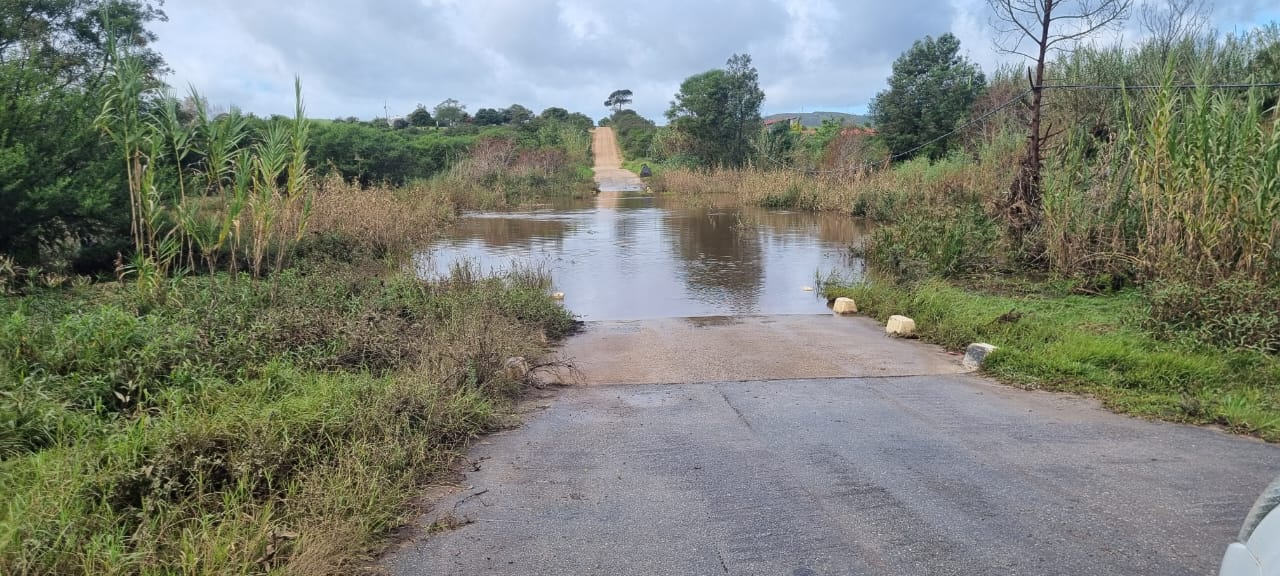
[647,63,1280,443]
[824,278,1280,440]
[0,177,576,574]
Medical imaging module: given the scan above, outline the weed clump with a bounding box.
[0,250,573,574]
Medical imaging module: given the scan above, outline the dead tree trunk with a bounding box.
[987,0,1132,234]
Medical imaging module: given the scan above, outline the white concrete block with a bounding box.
[833,297,858,315]
[963,343,997,370]
[886,315,916,336]
[503,356,530,381]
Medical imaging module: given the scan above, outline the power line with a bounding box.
[763,80,1280,176]
[1042,81,1280,90]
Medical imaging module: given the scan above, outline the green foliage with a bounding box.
[1149,279,1280,354]
[308,107,596,187]
[308,121,474,185]
[433,98,468,126]
[604,89,633,113]
[823,279,1280,439]
[474,108,508,126]
[610,109,657,160]
[666,54,765,167]
[0,257,575,573]
[1123,75,1280,285]
[95,51,315,283]
[865,205,1000,281]
[0,0,167,266]
[407,104,433,127]
[871,33,985,160]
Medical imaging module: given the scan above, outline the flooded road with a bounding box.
[417,192,868,320]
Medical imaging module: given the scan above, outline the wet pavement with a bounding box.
[385,375,1280,575]
[386,125,1280,576]
[551,315,965,385]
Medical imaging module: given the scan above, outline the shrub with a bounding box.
[1149,278,1280,354]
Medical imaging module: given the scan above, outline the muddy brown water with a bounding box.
[415,192,869,321]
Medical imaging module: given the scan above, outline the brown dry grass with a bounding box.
[651,137,1019,218]
[308,173,457,257]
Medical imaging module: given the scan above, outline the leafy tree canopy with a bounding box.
[1,0,167,264]
[433,98,468,126]
[407,104,433,127]
[666,54,764,167]
[605,89,633,112]
[506,104,533,125]
[870,33,985,160]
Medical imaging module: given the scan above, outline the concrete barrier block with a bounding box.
[833,297,858,315]
[886,315,916,336]
[963,343,997,370]
[504,356,530,381]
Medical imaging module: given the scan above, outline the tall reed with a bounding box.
[1126,78,1280,284]
[96,50,316,289]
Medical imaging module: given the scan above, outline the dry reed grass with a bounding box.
[307,173,456,257]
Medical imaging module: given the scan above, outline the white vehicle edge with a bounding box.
[1222,476,1280,576]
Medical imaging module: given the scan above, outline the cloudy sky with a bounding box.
[152,0,1279,122]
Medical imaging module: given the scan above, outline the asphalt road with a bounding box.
[384,370,1280,575]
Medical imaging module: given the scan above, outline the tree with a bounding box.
[1140,0,1210,54]
[988,0,1132,230]
[506,104,534,125]
[0,0,168,265]
[473,108,506,126]
[609,110,657,159]
[540,107,570,122]
[565,112,595,132]
[433,98,468,126]
[605,89,633,113]
[666,54,765,167]
[407,104,433,127]
[870,33,985,160]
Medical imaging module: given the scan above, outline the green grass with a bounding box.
[621,158,663,177]
[824,278,1280,440]
[0,244,575,574]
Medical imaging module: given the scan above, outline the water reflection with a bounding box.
[667,208,764,313]
[417,192,868,321]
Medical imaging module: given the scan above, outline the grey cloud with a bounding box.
[153,0,1277,121]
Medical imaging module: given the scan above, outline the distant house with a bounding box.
[763,116,800,129]
[840,126,877,137]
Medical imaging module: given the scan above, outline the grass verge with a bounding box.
[1,189,576,574]
[824,278,1280,441]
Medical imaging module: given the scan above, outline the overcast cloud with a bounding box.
[153,0,1279,122]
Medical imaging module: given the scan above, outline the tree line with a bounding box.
[0,0,596,269]
[607,0,1278,234]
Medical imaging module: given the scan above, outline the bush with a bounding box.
[1149,278,1280,354]
[823,278,1280,439]
[865,206,1001,281]
[0,255,574,573]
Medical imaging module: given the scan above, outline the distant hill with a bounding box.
[764,111,872,128]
